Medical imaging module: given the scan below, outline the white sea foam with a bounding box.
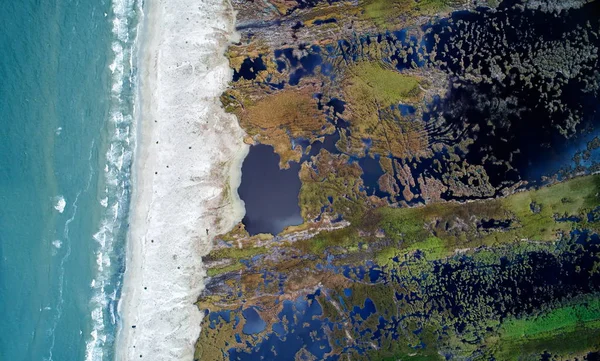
[115,0,248,359]
[52,240,62,249]
[53,196,66,213]
[85,0,140,360]
[47,188,84,361]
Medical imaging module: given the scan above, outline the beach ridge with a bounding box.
[116,0,248,359]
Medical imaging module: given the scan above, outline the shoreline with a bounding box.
[116,0,248,359]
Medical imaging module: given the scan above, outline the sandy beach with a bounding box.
[116,0,248,359]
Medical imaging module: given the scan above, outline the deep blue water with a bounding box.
[229,295,333,361]
[0,0,139,360]
[241,307,266,335]
[238,145,303,235]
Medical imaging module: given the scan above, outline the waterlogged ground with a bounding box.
[199,175,600,360]
[197,0,600,360]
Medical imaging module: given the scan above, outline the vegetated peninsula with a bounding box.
[196,0,600,360]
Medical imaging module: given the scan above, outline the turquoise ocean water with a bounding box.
[0,0,140,360]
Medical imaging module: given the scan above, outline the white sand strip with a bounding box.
[116,0,247,359]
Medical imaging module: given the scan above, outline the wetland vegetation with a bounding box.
[197,0,600,359]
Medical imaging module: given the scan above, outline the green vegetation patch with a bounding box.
[491,321,600,361]
[502,175,600,240]
[296,175,600,261]
[361,0,456,29]
[201,176,600,359]
[500,297,600,339]
[341,62,429,158]
[298,150,368,223]
[345,62,422,106]
[204,246,267,277]
[295,223,360,255]
[208,246,267,261]
[206,263,244,277]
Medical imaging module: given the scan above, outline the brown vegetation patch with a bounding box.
[237,85,332,167]
[339,62,430,159]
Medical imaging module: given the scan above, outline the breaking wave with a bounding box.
[85,0,141,360]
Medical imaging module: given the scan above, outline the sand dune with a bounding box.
[116,0,247,359]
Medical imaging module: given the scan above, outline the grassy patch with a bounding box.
[341,61,428,158]
[205,246,268,276]
[500,175,600,241]
[298,151,368,222]
[208,246,267,261]
[381,175,600,250]
[345,62,422,107]
[295,175,600,259]
[404,236,447,258]
[361,0,455,29]
[491,321,600,360]
[500,297,600,339]
[363,0,414,29]
[237,86,333,167]
[195,309,242,361]
[295,225,360,255]
[206,263,244,277]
